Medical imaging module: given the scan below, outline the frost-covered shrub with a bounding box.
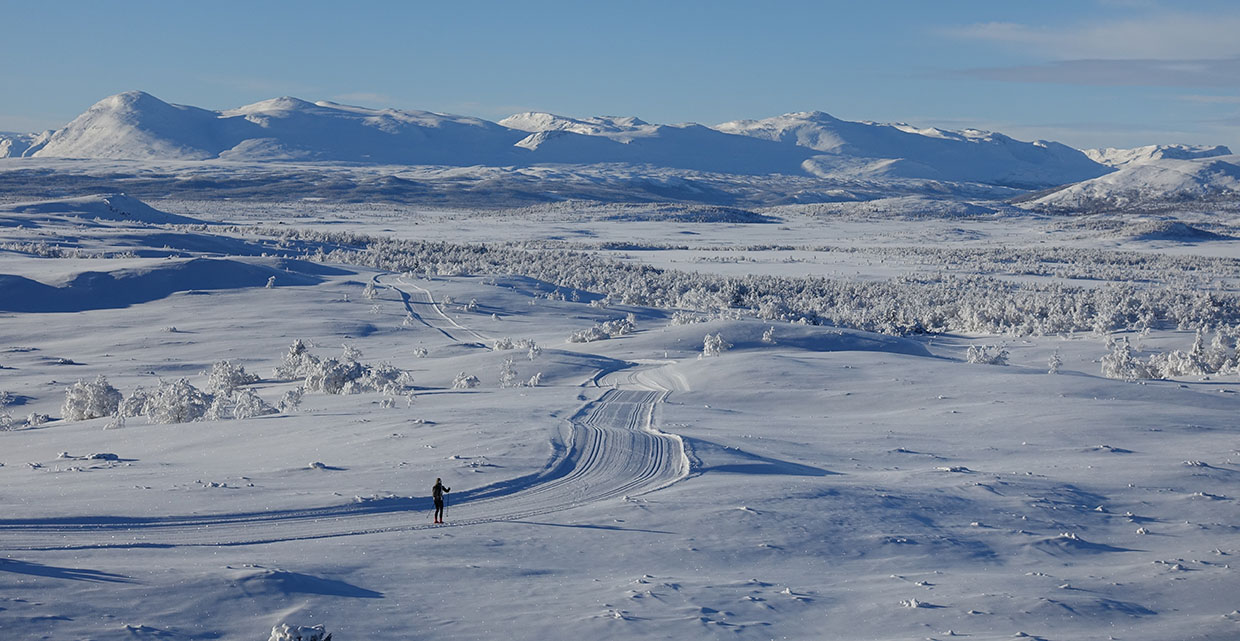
[966,345,1008,365]
[452,372,480,389]
[206,360,260,396]
[278,387,305,412]
[527,342,541,360]
[568,318,635,343]
[701,333,732,358]
[568,325,609,343]
[493,337,516,351]
[1048,350,1062,374]
[119,388,150,417]
[265,276,276,289]
[671,311,706,325]
[62,376,122,421]
[233,389,277,419]
[601,317,636,336]
[25,412,50,427]
[1100,337,1150,381]
[762,326,776,344]
[144,379,210,424]
[305,358,365,394]
[499,357,519,388]
[362,281,379,300]
[269,623,330,641]
[273,339,317,380]
[413,347,429,358]
[527,372,542,387]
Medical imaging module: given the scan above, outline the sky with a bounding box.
[1,0,1238,151]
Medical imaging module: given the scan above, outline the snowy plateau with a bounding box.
[1,92,1240,641]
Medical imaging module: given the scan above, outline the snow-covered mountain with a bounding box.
[716,111,1108,187]
[1028,154,1240,210]
[0,131,44,158]
[12,91,1118,188]
[1083,144,1233,168]
[29,91,523,165]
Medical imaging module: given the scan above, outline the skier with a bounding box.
[432,477,450,524]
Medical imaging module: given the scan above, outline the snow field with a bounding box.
[2,196,1240,639]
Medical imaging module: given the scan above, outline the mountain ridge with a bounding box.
[1,91,1115,188]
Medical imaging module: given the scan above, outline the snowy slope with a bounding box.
[717,111,1110,187]
[1029,155,1240,211]
[1084,144,1233,168]
[0,131,45,158]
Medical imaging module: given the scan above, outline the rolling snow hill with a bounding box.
[11,91,1114,188]
[1027,154,1240,211]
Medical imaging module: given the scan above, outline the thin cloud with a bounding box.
[963,57,1240,87]
[947,13,1240,60]
[1178,94,1240,104]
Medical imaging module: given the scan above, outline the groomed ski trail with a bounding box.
[0,276,689,551]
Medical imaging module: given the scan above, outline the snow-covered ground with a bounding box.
[3,194,1240,640]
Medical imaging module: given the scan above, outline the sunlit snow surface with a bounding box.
[2,191,1240,641]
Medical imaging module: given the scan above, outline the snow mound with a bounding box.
[0,257,323,312]
[5,194,203,225]
[1115,220,1230,242]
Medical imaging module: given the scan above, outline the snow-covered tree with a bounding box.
[206,360,259,396]
[1100,337,1150,381]
[1048,350,1062,375]
[144,379,210,424]
[62,376,122,421]
[233,389,277,419]
[701,333,732,358]
[498,357,519,388]
[762,326,776,344]
[452,372,480,390]
[362,281,378,300]
[966,345,1008,366]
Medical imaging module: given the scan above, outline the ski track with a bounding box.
[0,276,687,551]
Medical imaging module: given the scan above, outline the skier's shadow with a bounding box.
[684,437,837,477]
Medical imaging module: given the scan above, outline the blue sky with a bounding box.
[2,0,1238,150]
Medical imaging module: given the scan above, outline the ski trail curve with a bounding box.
[0,277,688,551]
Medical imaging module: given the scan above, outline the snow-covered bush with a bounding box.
[304,358,365,394]
[671,311,706,325]
[25,412,50,427]
[269,623,330,641]
[527,342,541,360]
[762,326,776,344]
[493,337,516,351]
[1100,337,1150,381]
[499,357,519,388]
[206,360,260,396]
[568,325,610,343]
[265,276,276,289]
[413,347,429,358]
[119,388,150,418]
[965,345,1008,365]
[701,333,732,358]
[233,389,277,419]
[278,387,305,412]
[273,339,317,380]
[1048,350,1062,375]
[62,376,123,421]
[362,281,378,300]
[568,317,635,343]
[452,372,480,390]
[144,378,210,424]
[527,372,542,387]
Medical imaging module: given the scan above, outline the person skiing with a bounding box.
[432,477,450,524]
